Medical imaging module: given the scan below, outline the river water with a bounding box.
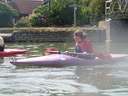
[0,42,128,96]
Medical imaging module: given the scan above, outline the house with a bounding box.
[7,0,45,16]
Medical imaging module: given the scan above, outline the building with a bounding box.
[7,0,44,16]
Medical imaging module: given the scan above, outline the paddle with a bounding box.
[44,47,112,60]
[94,52,112,60]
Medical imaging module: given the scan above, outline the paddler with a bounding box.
[73,30,112,60]
[43,30,111,60]
[73,30,95,59]
[43,30,95,59]
[0,36,5,51]
[73,30,94,54]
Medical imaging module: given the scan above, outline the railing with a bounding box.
[117,0,128,12]
[105,0,128,19]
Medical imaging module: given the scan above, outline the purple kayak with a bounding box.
[10,54,128,67]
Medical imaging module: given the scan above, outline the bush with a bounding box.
[30,0,74,27]
[15,16,31,27]
[29,0,105,26]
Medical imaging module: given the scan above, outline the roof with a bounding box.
[10,0,44,15]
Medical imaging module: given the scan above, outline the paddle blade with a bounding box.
[44,47,60,55]
[96,53,112,60]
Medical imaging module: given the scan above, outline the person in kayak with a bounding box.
[43,31,95,59]
[43,30,111,60]
[73,30,112,60]
[73,30,95,59]
[0,36,5,51]
[73,30,94,53]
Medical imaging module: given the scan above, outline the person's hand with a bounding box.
[83,51,87,54]
[64,51,69,54]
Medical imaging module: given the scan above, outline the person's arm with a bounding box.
[0,36,4,46]
[86,40,94,53]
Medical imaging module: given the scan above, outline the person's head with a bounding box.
[73,30,87,43]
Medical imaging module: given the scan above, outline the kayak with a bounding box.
[0,49,27,57]
[10,53,128,67]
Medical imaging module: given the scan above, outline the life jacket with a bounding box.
[75,39,93,53]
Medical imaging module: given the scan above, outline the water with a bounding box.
[0,42,128,96]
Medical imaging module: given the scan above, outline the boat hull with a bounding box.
[10,54,128,67]
[0,49,27,57]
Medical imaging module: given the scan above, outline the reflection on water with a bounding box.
[0,42,128,96]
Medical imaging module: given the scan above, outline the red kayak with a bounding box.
[0,49,27,57]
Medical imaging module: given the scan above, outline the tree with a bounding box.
[0,2,18,27]
[77,0,105,25]
[89,0,105,24]
[30,0,105,26]
[30,0,74,26]
[15,16,31,27]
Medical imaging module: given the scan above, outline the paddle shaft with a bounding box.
[47,51,95,59]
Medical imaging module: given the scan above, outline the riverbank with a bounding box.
[0,27,104,42]
[0,19,128,43]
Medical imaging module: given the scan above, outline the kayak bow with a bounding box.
[0,49,27,57]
